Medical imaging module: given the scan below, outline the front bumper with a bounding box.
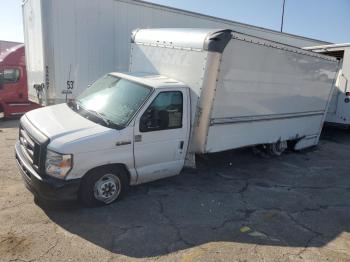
[15,141,81,201]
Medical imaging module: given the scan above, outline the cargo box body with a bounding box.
[22,0,330,106]
[130,29,339,154]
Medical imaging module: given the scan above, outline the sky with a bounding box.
[0,0,349,44]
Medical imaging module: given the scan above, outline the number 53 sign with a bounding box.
[67,81,74,90]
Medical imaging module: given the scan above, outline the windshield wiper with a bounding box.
[67,99,78,111]
[68,100,123,129]
[88,110,110,126]
[86,109,124,130]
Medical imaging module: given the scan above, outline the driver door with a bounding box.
[0,68,22,101]
[133,89,190,184]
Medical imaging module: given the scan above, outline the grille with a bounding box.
[19,125,41,172]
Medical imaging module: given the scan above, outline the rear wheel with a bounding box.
[78,166,129,207]
[267,140,288,156]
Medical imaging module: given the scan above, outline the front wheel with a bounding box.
[78,167,129,207]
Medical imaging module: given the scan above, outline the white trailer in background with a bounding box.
[22,0,330,106]
[15,29,339,206]
[305,44,350,126]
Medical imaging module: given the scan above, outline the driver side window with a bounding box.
[140,91,183,132]
[0,69,20,84]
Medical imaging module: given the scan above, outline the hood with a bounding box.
[25,103,111,143]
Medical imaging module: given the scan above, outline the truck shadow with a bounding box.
[42,126,350,258]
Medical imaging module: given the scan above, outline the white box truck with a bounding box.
[304,44,350,126]
[15,29,339,206]
[22,0,330,106]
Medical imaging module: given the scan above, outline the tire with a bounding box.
[78,166,129,207]
[267,140,288,156]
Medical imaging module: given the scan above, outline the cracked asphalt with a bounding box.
[0,119,350,261]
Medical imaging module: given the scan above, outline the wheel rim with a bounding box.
[93,174,121,204]
[270,141,288,155]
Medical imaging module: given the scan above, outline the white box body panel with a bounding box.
[130,43,209,124]
[130,29,339,154]
[207,115,324,152]
[305,44,350,125]
[22,0,330,105]
[205,35,339,153]
[213,42,334,118]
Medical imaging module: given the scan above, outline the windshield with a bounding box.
[75,74,153,128]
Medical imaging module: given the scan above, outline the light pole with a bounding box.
[280,0,286,32]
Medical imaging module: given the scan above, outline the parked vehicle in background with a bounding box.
[305,44,350,126]
[0,40,22,56]
[22,0,330,106]
[15,29,339,206]
[0,44,39,119]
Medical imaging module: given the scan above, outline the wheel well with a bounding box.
[83,164,131,185]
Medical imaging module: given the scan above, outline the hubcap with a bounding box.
[94,174,121,204]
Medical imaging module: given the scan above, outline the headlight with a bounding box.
[45,150,73,179]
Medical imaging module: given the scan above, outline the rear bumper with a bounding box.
[15,141,81,201]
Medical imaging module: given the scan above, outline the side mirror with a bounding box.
[140,111,152,132]
[139,108,169,132]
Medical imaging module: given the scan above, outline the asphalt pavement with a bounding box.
[0,119,349,262]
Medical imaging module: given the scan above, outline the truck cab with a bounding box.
[0,45,39,119]
[15,72,190,206]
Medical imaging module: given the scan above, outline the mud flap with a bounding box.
[294,135,319,150]
[184,152,196,168]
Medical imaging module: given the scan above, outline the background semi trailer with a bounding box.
[22,0,331,106]
[15,29,339,206]
[0,44,39,119]
[305,44,350,126]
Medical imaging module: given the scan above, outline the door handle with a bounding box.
[116,140,131,146]
[179,141,184,149]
